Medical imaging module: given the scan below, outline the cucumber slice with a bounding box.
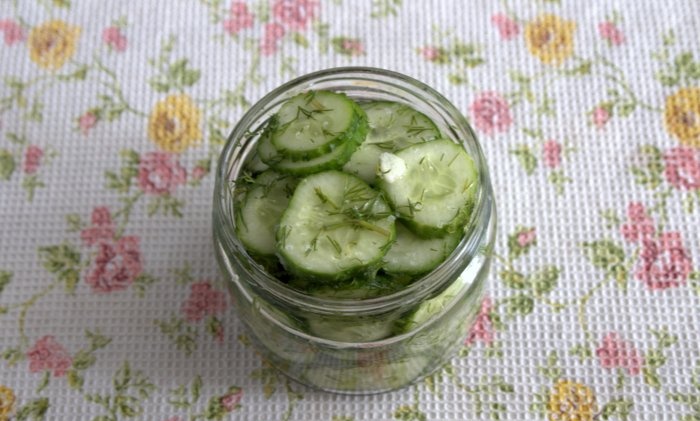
[290,271,414,299]
[302,355,429,392]
[245,150,269,173]
[257,127,359,176]
[271,91,368,160]
[343,101,440,184]
[235,171,297,256]
[382,222,462,275]
[378,139,477,238]
[306,313,397,342]
[248,298,314,365]
[395,275,467,333]
[276,171,396,282]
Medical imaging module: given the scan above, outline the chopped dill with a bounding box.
[326,235,342,255]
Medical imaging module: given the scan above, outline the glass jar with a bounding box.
[213,67,496,394]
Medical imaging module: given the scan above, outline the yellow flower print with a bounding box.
[548,379,597,421]
[665,87,700,148]
[148,94,203,153]
[28,20,81,70]
[525,14,576,65]
[0,385,15,421]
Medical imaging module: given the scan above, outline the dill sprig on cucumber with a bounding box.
[232,90,479,341]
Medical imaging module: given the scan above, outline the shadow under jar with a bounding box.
[213,67,496,394]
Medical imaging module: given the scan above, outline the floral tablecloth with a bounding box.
[1,0,699,420]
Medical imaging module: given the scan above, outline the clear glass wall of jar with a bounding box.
[213,67,496,394]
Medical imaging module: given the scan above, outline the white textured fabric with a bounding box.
[1,1,699,420]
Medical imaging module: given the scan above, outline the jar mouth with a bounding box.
[214,66,494,315]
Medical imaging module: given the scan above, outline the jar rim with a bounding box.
[214,66,494,315]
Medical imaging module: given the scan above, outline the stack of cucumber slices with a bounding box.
[234,90,478,299]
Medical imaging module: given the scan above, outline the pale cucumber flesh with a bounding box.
[272,91,367,159]
[343,101,440,184]
[235,171,296,256]
[379,139,478,237]
[276,171,396,282]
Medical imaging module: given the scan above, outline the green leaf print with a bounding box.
[133,273,158,298]
[499,269,527,289]
[600,209,622,229]
[15,397,49,420]
[505,294,534,316]
[548,170,572,196]
[538,351,562,381]
[251,366,279,399]
[529,266,559,295]
[600,397,633,419]
[581,240,627,286]
[690,272,700,297]
[67,369,84,390]
[86,361,156,419]
[0,270,11,295]
[655,51,700,87]
[86,330,112,350]
[393,404,427,421]
[371,0,403,19]
[38,244,82,294]
[509,145,537,175]
[167,374,242,420]
[0,149,16,180]
[331,37,364,56]
[72,350,97,370]
[669,361,700,419]
[292,32,310,48]
[168,375,200,409]
[155,316,199,356]
[642,328,677,389]
[630,145,664,190]
[148,37,201,93]
[22,175,45,202]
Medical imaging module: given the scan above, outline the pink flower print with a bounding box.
[86,236,143,293]
[223,2,254,36]
[469,91,513,136]
[341,39,364,56]
[23,145,43,174]
[102,26,127,52]
[137,152,187,195]
[491,13,519,40]
[620,202,655,243]
[80,207,116,246]
[419,46,441,62]
[516,227,536,248]
[79,112,98,136]
[599,21,625,46]
[0,19,25,45]
[465,297,494,346]
[663,147,700,191]
[27,336,72,377]
[182,281,228,322]
[220,388,243,412]
[596,332,643,375]
[192,166,207,181]
[636,232,692,290]
[543,140,562,168]
[260,22,286,56]
[272,0,318,32]
[592,106,610,129]
[92,206,112,226]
